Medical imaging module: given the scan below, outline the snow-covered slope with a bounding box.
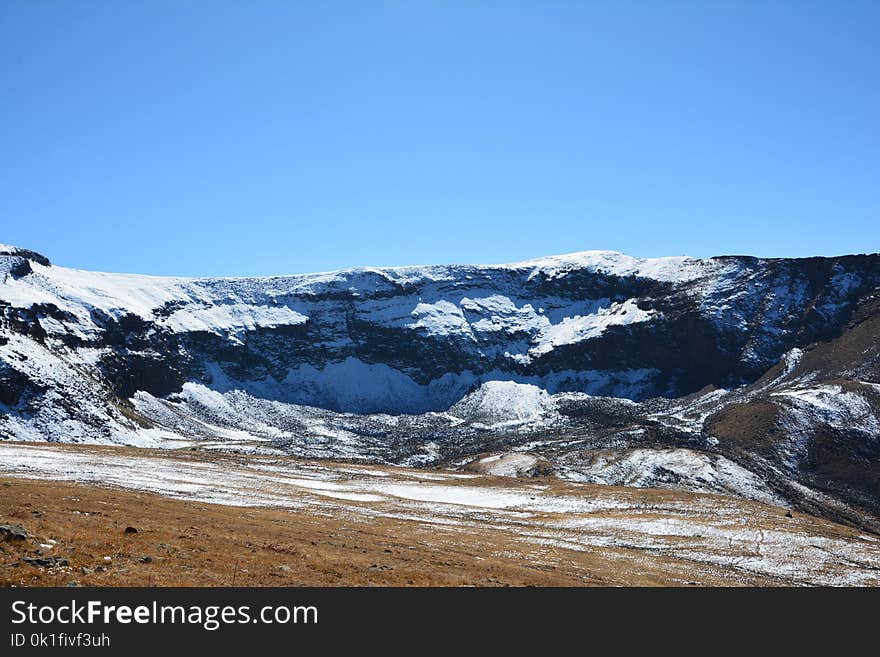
[2,241,878,433]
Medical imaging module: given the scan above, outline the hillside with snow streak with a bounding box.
[2,243,880,532]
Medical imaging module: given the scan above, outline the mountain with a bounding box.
[2,243,879,531]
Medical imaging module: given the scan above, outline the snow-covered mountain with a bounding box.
[2,244,879,531]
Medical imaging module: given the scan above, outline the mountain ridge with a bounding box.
[6,242,878,280]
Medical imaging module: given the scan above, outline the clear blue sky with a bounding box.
[2,2,878,276]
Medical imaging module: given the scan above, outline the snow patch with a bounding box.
[530,299,654,356]
[449,381,552,429]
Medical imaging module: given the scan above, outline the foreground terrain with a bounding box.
[1,443,879,586]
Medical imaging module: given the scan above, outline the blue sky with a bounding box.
[2,2,878,276]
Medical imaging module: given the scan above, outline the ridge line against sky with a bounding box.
[5,243,880,282]
[2,2,878,277]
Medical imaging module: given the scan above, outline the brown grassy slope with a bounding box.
[0,476,802,587]
[789,294,880,382]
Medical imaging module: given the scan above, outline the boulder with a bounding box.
[23,556,69,568]
[0,524,29,542]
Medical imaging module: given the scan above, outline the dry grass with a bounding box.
[2,443,878,587]
[0,476,757,587]
[0,476,610,587]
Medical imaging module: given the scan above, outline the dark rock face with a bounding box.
[100,350,192,399]
[11,248,50,267]
[7,257,32,278]
[0,361,41,406]
[0,245,51,269]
